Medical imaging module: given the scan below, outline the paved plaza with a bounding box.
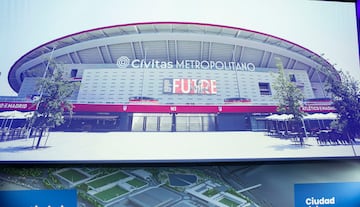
[0,131,358,162]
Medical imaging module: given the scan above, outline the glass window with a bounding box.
[189,116,202,131]
[289,74,296,82]
[132,116,144,131]
[176,116,189,132]
[70,69,78,78]
[145,116,158,131]
[159,116,172,132]
[258,82,271,95]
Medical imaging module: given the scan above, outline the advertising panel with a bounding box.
[163,78,217,94]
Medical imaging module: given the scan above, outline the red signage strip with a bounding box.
[220,105,277,113]
[0,102,335,113]
[301,105,336,113]
[73,103,125,112]
[73,104,278,113]
[0,102,36,111]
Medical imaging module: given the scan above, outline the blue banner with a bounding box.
[294,182,360,207]
[0,189,77,207]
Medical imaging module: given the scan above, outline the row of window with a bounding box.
[258,73,301,96]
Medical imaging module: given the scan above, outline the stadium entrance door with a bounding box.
[131,113,217,132]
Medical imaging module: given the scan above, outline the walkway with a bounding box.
[0,131,358,162]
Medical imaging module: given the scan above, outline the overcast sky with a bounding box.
[0,0,359,96]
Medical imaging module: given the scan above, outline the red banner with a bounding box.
[164,78,217,94]
[0,102,35,111]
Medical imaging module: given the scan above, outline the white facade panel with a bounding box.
[77,67,315,105]
[18,77,40,98]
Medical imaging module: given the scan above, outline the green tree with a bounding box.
[325,70,360,140]
[272,57,305,133]
[30,62,78,149]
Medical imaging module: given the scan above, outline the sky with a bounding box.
[0,0,359,96]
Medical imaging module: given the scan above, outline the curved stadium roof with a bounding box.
[8,22,337,93]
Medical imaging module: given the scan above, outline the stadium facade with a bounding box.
[3,22,337,132]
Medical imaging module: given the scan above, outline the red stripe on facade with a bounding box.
[0,102,336,113]
[73,104,278,113]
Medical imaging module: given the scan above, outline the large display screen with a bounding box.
[0,0,359,163]
[0,160,360,207]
